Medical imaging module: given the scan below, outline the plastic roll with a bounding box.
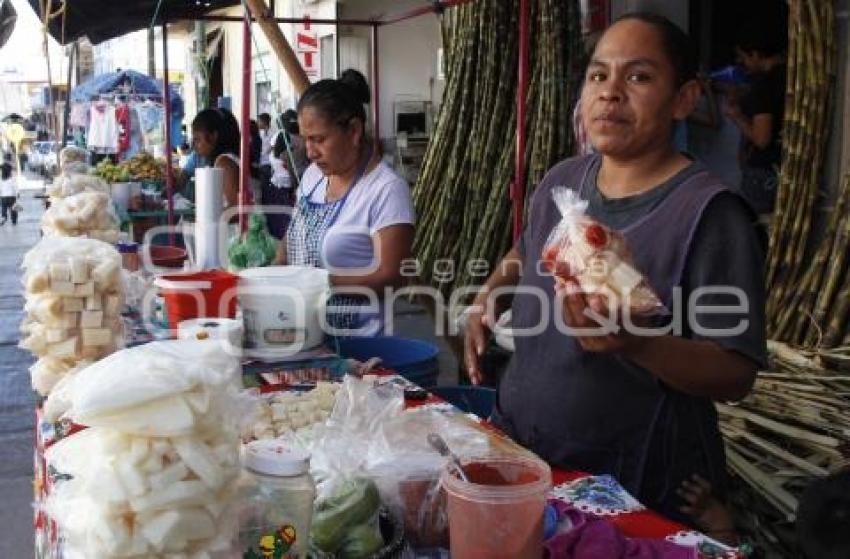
[194,167,224,270]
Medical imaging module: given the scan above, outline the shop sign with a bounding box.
[296,24,319,78]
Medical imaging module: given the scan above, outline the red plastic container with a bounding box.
[442,454,551,559]
[154,270,239,330]
[148,245,188,268]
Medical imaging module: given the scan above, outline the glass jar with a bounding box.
[117,240,139,272]
[239,441,316,559]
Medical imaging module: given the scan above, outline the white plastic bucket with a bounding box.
[238,266,329,357]
[111,182,132,211]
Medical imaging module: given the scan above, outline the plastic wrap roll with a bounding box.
[178,317,243,356]
[194,167,224,270]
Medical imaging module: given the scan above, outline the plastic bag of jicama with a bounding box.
[542,187,665,315]
[43,340,243,558]
[20,237,125,395]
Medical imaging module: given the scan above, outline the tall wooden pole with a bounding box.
[242,0,310,95]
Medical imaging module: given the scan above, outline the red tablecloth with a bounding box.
[406,388,740,558]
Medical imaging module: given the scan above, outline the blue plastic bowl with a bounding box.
[430,385,496,419]
[334,336,440,387]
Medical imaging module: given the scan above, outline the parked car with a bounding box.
[27,141,59,176]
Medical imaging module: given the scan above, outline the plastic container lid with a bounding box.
[116,241,139,254]
[244,440,311,477]
[238,265,329,289]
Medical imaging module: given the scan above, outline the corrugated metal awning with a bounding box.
[26,0,240,45]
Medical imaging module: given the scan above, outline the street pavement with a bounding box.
[0,183,42,558]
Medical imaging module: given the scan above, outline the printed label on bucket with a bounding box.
[243,309,258,348]
[243,524,298,559]
[264,329,304,345]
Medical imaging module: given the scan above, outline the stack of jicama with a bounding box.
[58,146,88,170]
[44,340,242,558]
[47,172,110,200]
[49,148,110,200]
[245,382,339,441]
[20,237,124,397]
[41,191,120,243]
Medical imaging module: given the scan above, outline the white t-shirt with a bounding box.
[297,161,415,273]
[259,129,273,166]
[269,154,291,189]
[87,103,119,152]
[0,177,17,197]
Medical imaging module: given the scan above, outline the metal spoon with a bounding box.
[427,432,469,482]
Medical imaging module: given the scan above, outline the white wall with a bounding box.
[220,0,337,127]
[215,0,442,144]
[92,29,187,77]
[338,0,443,142]
[2,0,67,85]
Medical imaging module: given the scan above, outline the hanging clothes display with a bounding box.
[169,85,185,148]
[87,102,119,153]
[135,101,165,152]
[116,103,131,154]
[124,103,144,160]
[69,103,89,129]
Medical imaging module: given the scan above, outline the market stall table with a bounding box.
[33,339,742,559]
[126,207,195,243]
[402,388,741,558]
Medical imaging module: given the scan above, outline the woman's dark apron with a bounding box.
[493,155,732,523]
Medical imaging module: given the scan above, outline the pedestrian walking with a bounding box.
[0,162,19,226]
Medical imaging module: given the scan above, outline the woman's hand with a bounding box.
[464,299,493,385]
[273,238,287,265]
[556,280,645,354]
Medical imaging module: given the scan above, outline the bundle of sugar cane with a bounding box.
[413,0,583,298]
[717,336,850,555]
[766,0,837,347]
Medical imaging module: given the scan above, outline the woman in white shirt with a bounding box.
[0,163,19,226]
[275,69,415,336]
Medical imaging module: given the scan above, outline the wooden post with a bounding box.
[240,14,252,234]
[512,0,530,242]
[371,24,381,151]
[163,23,176,245]
[242,0,311,95]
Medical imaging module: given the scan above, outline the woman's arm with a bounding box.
[558,289,758,401]
[329,224,413,291]
[274,238,288,265]
[466,247,523,384]
[215,155,241,208]
[723,98,774,149]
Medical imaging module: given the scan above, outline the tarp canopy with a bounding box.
[27,0,240,45]
[70,69,164,102]
[0,0,17,49]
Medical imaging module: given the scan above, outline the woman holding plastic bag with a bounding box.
[465,13,766,526]
[273,70,415,337]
